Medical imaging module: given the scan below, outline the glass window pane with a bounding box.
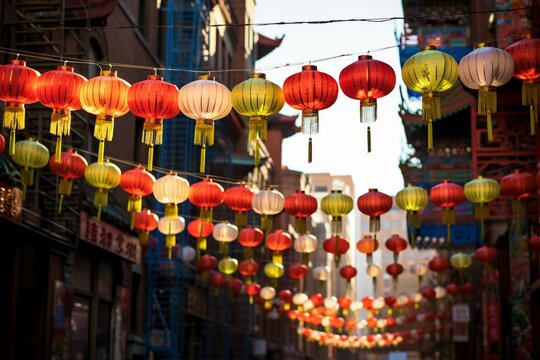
[71,296,90,360]
[73,255,91,293]
[96,301,112,360]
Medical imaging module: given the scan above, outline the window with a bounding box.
[391,220,398,229]
[72,296,90,360]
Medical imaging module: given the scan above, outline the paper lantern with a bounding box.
[283,65,338,161]
[188,177,224,223]
[395,183,428,245]
[356,235,378,265]
[178,75,232,172]
[458,44,514,141]
[461,282,476,295]
[84,159,121,220]
[133,209,159,247]
[339,265,357,285]
[266,229,292,264]
[450,252,472,282]
[80,69,130,163]
[238,259,259,283]
[357,188,392,233]
[506,35,540,133]
[158,215,185,258]
[12,138,49,199]
[323,235,350,267]
[127,74,180,170]
[411,263,428,289]
[429,256,449,284]
[245,282,261,304]
[264,262,285,287]
[209,271,228,288]
[252,187,284,232]
[284,190,318,234]
[187,218,214,255]
[287,263,308,280]
[446,282,461,296]
[212,221,238,255]
[500,169,535,216]
[231,72,284,165]
[294,233,317,265]
[119,165,155,227]
[385,234,407,263]
[313,266,329,282]
[475,245,498,264]
[180,245,197,263]
[320,189,353,235]
[430,180,465,242]
[49,148,87,213]
[421,287,436,300]
[0,59,40,155]
[339,55,396,152]
[401,46,459,149]
[464,175,500,241]
[218,256,238,277]
[238,226,264,259]
[386,263,404,288]
[36,65,87,161]
[223,182,254,227]
[228,277,244,295]
[196,254,218,278]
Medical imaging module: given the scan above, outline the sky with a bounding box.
[253,0,408,196]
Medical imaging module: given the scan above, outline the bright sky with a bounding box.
[254,0,408,196]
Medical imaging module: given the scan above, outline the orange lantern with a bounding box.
[0,59,40,155]
[80,69,131,163]
[36,65,87,161]
[356,235,378,265]
[223,182,254,227]
[188,177,224,223]
[266,230,292,264]
[187,218,214,255]
[120,165,156,228]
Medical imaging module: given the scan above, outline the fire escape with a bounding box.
[1,0,93,248]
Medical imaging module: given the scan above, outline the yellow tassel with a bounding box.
[200,208,212,223]
[248,115,266,143]
[427,119,433,150]
[94,115,114,141]
[54,137,63,163]
[59,178,73,196]
[243,247,253,259]
[219,242,228,255]
[58,195,64,214]
[487,112,493,142]
[442,208,455,225]
[523,82,539,125]
[127,195,142,213]
[139,231,149,247]
[3,103,25,131]
[97,141,105,164]
[234,212,247,227]
[197,237,207,252]
[200,144,206,173]
[147,146,154,172]
[9,129,16,156]
[94,188,109,208]
[194,118,215,145]
[407,211,419,228]
[164,203,178,217]
[272,252,282,264]
[20,167,34,200]
[422,91,441,121]
[50,109,71,137]
[165,234,176,249]
[333,254,340,268]
[142,119,163,146]
[261,214,272,232]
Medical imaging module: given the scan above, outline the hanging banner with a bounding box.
[483,269,502,360]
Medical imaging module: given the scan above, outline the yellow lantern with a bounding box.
[458,44,514,142]
[264,262,284,288]
[84,159,121,220]
[395,183,428,240]
[218,256,239,278]
[320,189,353,235]
[231,73,285,165]
[212,221,238,255]
[464,175,500,241]
[11,137,49,199]
[251,187,284,232]
[402,45,459,149]
[80,70,131,163]
[178,75,232,173]
[450,252,472,282]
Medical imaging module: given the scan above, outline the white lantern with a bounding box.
[292,292,308,306]
[312,265,329,281]
[260,286,276,300]
[212,221,238,254]
[323,296,338,310]
[158,216,186,254]
[180,245,196,262]
[252,188,284,232]
[435,285,447,299]
[294,233,318,265]
[153,172,190,217]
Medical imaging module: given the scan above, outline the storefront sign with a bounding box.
[80,212,141,264]
[0,181,22,223]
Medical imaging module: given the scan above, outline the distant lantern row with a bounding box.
[0,36,538,173]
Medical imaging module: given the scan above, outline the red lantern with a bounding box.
[505,35,540,133]
[238,226,264,259]
[133,209,159,247]
[188,178,224,223]
[323,235,350,267]
[339,55,396,152]
[278,289,293,304]
[0,133,4,153]
[357,188,392,233]
[385,234,408,263]
[384,296,397,315]
[361,296,373,311]
[188,218,214,254]
[0,59,40,155]
[500,169,535,216]
[119,165,155,228]
[430,180,465,242]
[228,277,244,294]
[461,282,476,295]
[356,235,379,265]
[386,263,404,288]
[196,254,218,276]
[49,148,87,213]
[36,65,87,161]
[244,282,261,304]
[127,74,180,170]
[223,183,254,227]
[287,263,308,280]
[421,287,436,300]
[266,230,292,264]
[429,256,449,283]
[338,296,352,315]
[475,245,498,264]
[284,190,318,234]
[209,271,228,288]
[530,234,540,252]
[283,65,338,162]
[238,259,259,283]
[310,293,324,307]
[339,265,357,283]
[446,283,461,296]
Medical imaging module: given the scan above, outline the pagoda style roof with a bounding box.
[257,33,284,60]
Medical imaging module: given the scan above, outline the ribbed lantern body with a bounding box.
[401,47,459,149]
[84,160,121,220]
[385,234,408,263]
[430,180,465,225]
[464,176,500,220]
[80,70,130,163]
[323,235,350,267]
[178,76,232,172]
[213,221,238,254]
[458,45,514,141]
[127,74,180,170]
[283,65,338,162]
[252,188,284,232]
[356,235,378,265]
[189,178,224,223]
[223,183,254,227]
[12,138,49,199]
[133,209,159,246]
[231,73,284,165]
[321,189,353,235]
[0,60,40,155]
[266,230,292,264]
[284,190,318,234]
[49,148,88,212]
[37,65,87,160]
[395,184,428,229]
[357,188,392,233]
[120,165,156,215]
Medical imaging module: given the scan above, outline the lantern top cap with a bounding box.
[100,70,117,77]
[331,189,342,193]
[9,59,26,66]
[198,74,212,80]
[358,55,373,60]
[422,45,436,51]
[56,65,74,72]
[147,74,163,81]
[368,188,378,192]
[475,42,487,48]
[302,64,317,71]
[251,72,266,79]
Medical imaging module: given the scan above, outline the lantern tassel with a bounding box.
[127,195,142,213]
[51,109,70,162]
[302,253,309,266]
[360,99,377,123]
[235,212,247,227]
[302,111,318,164]
[57,178,73,214]
[4,104,25,155]
[261,215,272,233]
[200,208,213,223]
[442,208,455,225]
[219,242,228,255]
[139,231,149,247]
[9,129,16,156]
[94,116,114,141]
[308,137,313,163]
[427,119,433,150]
[200,144,206,173]
[486,112,493,142]
[295,217,307,234]
[94,188,109,220]
[20,167,34,200]
[369,216,380,233]
[422,91,441,121]
[523,82,539,133]
[142,119,163,147]
[333,254,340,268]
[147,145,154,172]
[407,211,420,229]
[479,86,497,142]
[272,252,282,264]
[367,126,372,153]
[54,137,63,163]
[58,195,64,214]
